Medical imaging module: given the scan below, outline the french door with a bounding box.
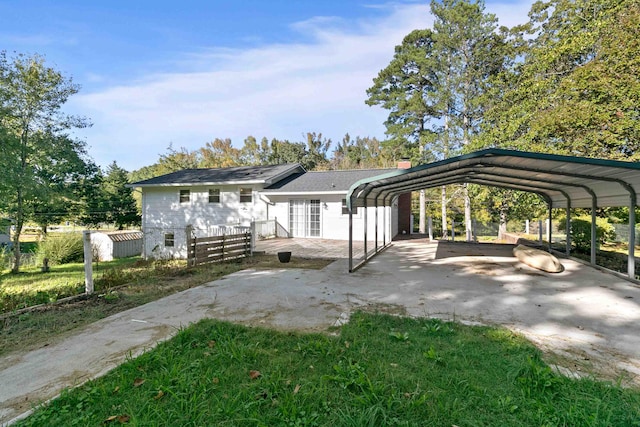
[289,199,321,237]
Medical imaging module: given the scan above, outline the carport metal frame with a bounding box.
[346,149,640,276]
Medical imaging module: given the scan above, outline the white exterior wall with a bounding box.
[141,185,268,259]
[265,194,395,242]
[90,233,114,261]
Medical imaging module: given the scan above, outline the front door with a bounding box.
[289,199,321,237]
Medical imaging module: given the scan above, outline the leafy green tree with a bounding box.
[240,136,271,166]
[102,162,140,229]
[477,0,640,160]
[268,139,308,167]
[366,29,439,164]
[199,138,241,167]
[331,134,386,170]
[368,0,503,236]
[30,134,91,233]
[303,132,331,170]
[75,162,107,228]
[0,52,91,272]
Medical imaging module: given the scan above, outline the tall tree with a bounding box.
[30,134,91,234]
[303,132,331,171]
[102,162,140,229]
[331,134,386,170]
[366,29,439,164]
[477,0,640,160]
[0,52,91,272]
[268,139,308,167]
[240,136,271,166]
[199,138,241,168]
[368,0,503,237]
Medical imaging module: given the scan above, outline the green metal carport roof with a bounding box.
[346,149,640,276]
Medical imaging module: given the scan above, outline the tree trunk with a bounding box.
[498,199,508,240]
[11,214,23,274]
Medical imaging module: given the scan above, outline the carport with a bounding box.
[346,149,640,276]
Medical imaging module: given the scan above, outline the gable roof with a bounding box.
[129,164,304,187]
[263,168,397,194]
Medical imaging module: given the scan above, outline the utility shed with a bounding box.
[347,149,640,276]
[91,231,143,261]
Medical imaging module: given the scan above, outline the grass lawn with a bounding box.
[0,255,333,356]
[14,312,640,426]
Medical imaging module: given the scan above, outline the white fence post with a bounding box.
[451,221,455,242]
[83,230,94,294]
[428,216,433,241]
[250,220,256,253]
[525,219,530,235]
[538,220,543,242]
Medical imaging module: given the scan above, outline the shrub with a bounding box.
[559,215,616,253]
[36,233,85,265]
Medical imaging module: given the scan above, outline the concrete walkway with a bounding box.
[2,240,640,424]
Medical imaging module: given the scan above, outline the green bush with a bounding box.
[36,233,84,265]
[559,215,616,253]
[0,246,12,271]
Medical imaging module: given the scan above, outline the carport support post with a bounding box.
[428,216,433,241]
[383,197,387,246]
[628,193,636,278]
[363,198,368,261]
[547,204,553,252]
[348,205,353,272]
[591,197,597,265]
[565,202,571,256]
[374,199,379,253]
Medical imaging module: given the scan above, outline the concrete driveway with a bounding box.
[2,239,639,424]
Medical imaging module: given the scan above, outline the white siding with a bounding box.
[265,194,395,242]
[141,185,268,259]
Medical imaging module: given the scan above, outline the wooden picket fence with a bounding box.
[187,232,252,267]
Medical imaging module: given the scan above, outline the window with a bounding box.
[209,188,220,203]
[164,233,175,247]
[240,188,252,203]
[342,199,357,215]
[179,190,190,203]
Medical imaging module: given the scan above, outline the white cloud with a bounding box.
[69,1,533,171]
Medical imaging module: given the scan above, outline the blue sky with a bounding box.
[1,0,534,171]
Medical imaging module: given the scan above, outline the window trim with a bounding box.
[239,187,253,203]
[341,198,358,215]
[208,188,221,203]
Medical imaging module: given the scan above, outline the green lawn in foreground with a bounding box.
[16,312,640,426]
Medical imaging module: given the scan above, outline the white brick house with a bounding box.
[129,164,400,259]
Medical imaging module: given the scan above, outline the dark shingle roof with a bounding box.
[263,168,396,193]
[130,164,304,187]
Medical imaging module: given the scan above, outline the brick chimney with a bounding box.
[397,159,411,169]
